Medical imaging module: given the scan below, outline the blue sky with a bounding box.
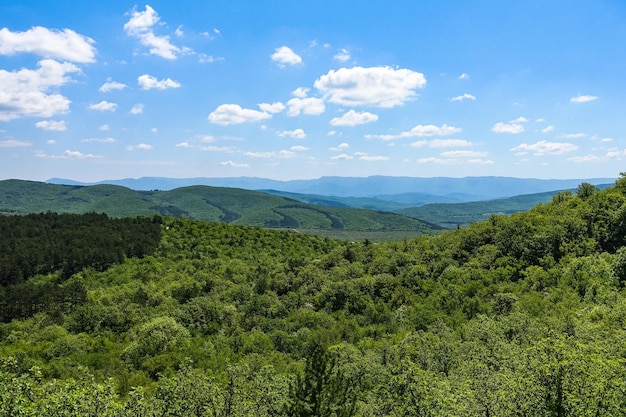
[1,0,625,182]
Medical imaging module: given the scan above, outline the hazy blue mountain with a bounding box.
[47,175,616,202]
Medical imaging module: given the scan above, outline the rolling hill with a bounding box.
[0,180,442,239]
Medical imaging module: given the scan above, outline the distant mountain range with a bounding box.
[47,175,615,204]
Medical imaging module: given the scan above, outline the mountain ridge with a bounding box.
[46,175,615,202]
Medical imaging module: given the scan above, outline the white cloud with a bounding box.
[601,137,614,143]
[286,97,325,116]
[290,145,310,151]
[99,79,127,92]
[36,149,101,159]
[567,155,600,163]
[367,124,462,141]
[292,87,310,98]
[89,100,117,111]
[458,73,469,80]
[175,26,184,37]
[492,121,524,134]
[0,26,96,63]
[333,48,351,62]
[81,137,116,143]
[137,74,181,90]
[127,143,153,150]
[315,66,426,107]
[409,139,473,148]
[605,148,626,159]
[331,153,354,160]
[98,124,110,131]
[0,59,80,121]
[124,5,187,59]
[258,102,285,114]
[220,160,250,168]
[359,155,389,161]
[176,141,192,148]
[439,150,487,158]
[35,120,66,131]
[271,46,302,66]
[557,132,586,139]
[570,94,597,103]
[130,103,144,114]
[510,140,578,156]
[278,129,307,139]
[245,150,298,159]
[542,125,555,133]
[200,145,236,152]
[450,93,476,102]
[329,143,350,152]
[208,104,271,125]
[330,110,378,127]
[0,139,31,147]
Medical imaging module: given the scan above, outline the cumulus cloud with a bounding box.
[99,79,127,92]
[286,97,325,116]
[278,129,306,139]
[124,5,188,59]
[329,143,350,152]
[492,121,524,134]
[570,94,597,103]
[138,74,181,90]
[127,143,153,150]
[208,104,271,125]
[366,124,462,141]
[510,140,578,156]
[271,46,302,66]
[0,59,80,121]
[542,125,555,133]
[292,87,310,98]
[35,120,66,131]
[89,100,117,111]
[333,48,351,62]
[314,66,426,107]
[129,103,144,114]
[290,145,310,151]
[0,139,32,147]
[258,102,285,114]
[450,93,476,102]
[0,26,96,63]
[330,110,378,127]
[331,153,354,160]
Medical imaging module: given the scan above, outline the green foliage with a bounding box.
[2,177,626,414]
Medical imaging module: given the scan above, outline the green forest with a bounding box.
[2,177,626,415]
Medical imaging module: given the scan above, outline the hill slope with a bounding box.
[0,180,440,237]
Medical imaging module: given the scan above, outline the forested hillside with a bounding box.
[0,180,439,240]
[2,178,626,415]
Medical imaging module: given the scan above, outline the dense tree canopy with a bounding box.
[3,175,626,414]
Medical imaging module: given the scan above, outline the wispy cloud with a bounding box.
[124,5,189,59]
[570,94,597,103]
[35,120,66,131]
